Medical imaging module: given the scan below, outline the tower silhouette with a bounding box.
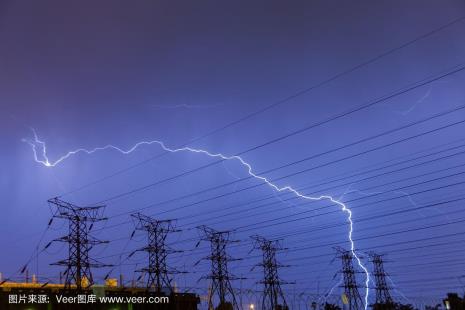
[197,226,242,310]
[251,235,290,310]
[48,197,110,289]
[335,247,364,310]
[131,213,182,293]
[369,253,394,310]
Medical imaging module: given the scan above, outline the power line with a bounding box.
[186,210,465,267]
[58,16,465,198]
[162,142,465,226]
[92,168,465,273]
[186,161,465,228]
[95,116,465,232]
[236,175,465,233]
[86,136,465,240]
[91,68,465,209]
[94,173,465,264]
[165,170,465,244]
[94,104,465,205]
[97,195,465,271]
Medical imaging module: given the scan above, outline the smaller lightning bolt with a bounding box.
[341,184,453,221]
[149,103,225,110]
[23,129,370,309]
[397,88,432,116]
[22,129,53,167]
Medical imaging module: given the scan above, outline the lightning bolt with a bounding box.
[23,129,371,309]
[149,103,225,109]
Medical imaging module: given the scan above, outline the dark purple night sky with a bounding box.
[1,1,465,307]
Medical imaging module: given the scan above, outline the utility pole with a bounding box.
[48,197,111,290]
[131,212,183,293]
[369,253,394,310]
[197,226,242,310]
[335,247,364,310]
[251,235,290,310]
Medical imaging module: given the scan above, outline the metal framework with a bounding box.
[335,247,364,310]
[49,197,110,290]
[197,226,242,310]
[369,253,394,309]
[131,212,182,293]
[251,235,290,310]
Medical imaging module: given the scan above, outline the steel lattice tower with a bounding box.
[251,235,290,310]
[131,213,182,293]
[335,247,364,310]
[197,226,242,310]
[369,253,394,309]
[49,197,111,290]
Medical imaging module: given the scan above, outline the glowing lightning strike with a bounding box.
[23,129,371,308]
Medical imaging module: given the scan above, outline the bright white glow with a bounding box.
[23,129,370,309]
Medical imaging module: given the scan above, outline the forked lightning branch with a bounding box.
[23,129,371,309]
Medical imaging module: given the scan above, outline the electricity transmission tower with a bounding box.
[369,253,395,310]
[335,247,364,310]
[131,213,182,293]
[251,235,290,310]
[49,197,111,290]
[197,226,242,310]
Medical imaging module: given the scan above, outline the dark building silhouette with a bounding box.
[443,293,465,310]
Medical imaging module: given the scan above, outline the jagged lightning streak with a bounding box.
[149,103,225,109]
[23,129,371,309]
